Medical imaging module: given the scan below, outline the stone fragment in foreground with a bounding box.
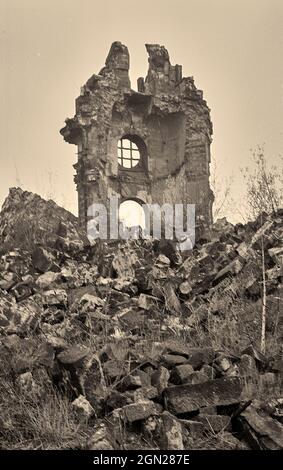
[32,246,59,273]
[86,423,116,450]
[186,347,215,369]
[238,404,283,450]
[43,289,67,307]
[162,354,188,366]
[72,395,95,420]
[36,271,61,289]
[180,419,204,438]
[121,400,161,423]
[57,345,90,366]
[159,411,184,450]
[170,364,194,384]
[118,374,142,392]
[151,366,170,394]
[164,377,244,414]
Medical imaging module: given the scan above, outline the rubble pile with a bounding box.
[0,188,282,450]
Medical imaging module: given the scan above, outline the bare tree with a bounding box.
[260,222,267,354]
[241,146,283,219]
[242,146,282,353]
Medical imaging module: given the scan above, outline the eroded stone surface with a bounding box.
[165,377,244,414]
[238,404,283,450]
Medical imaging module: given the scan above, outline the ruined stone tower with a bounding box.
[60,42,214,231]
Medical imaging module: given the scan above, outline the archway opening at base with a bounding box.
[118,200,145,232]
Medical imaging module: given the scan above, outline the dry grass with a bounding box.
[0,378,88,450]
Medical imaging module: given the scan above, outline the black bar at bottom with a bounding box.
[0,450,281,467]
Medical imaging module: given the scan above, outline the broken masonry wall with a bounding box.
[61,41,214,231]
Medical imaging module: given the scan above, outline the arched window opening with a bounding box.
[117,138,141,169]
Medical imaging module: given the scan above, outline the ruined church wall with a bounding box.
[61,42,214,231]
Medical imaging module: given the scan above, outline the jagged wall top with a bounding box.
[99,41,131,89]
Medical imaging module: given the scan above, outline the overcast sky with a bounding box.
[1,0,282,222]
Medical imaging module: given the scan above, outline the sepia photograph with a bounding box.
[0,0,282,464]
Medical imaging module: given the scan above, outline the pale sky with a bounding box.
[1,0,283,222]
